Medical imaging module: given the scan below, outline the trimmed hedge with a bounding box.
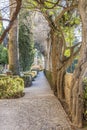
[29,71,37,79]
[20,75,32,87]
[21,70,38,87]
[23,71,37,80]
[0,77,24,99]
[31,65,40,73]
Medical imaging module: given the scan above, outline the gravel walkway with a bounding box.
[0,72,72,130]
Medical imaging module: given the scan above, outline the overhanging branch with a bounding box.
[55,4,77,24]
[0,0,22,44]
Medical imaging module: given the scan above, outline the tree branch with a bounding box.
[43,0,60,9]
[57,46,81,71]
[0,0,22,44]
[55,4,78,24]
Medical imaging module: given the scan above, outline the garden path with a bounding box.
[0,72,72,130]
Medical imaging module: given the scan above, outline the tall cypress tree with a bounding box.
[19,11,35,71]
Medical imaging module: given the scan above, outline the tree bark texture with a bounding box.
[8,0,19,75]
[71,0,87,127]
[50,30,66,98]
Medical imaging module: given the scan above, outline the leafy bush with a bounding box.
[23,71,37,79]
[20,75,32,87]
[31,65,40,73]
[29,71,37,78]
[0,77,24,99]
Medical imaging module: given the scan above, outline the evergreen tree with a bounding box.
[19,11,35,71]
[0,44,8,65]
[0,12,4,37]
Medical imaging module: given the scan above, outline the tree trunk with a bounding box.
[57,69,65,99]
[8,0,19,75]
[71,0,87,127]
[51,30,58,95]
[51,30,66,98]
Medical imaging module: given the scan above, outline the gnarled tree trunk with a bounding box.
[51,30,66,98]
[51,30,58,95]
[57,69,65,99]
[71,0,87,127]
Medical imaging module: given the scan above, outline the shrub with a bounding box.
[23,71,37,80]
[31,65,40,73]
[0,77,24,99]
[20,75,32,87]
[31,71,37,78]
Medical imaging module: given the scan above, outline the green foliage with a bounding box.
[23,70,37,79]
[19,11,35,71]
[0,44,8,65]
[0,12,4,36]
[25,0,81,59]
[0,77,24,99]
[65,28,75,46]
[20,75,32,87]
[64,49,71,57]
[60,10,81,48]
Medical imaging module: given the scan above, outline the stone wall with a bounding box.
[64,73,73,109]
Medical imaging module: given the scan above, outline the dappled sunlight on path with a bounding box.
[0,72,72,130]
